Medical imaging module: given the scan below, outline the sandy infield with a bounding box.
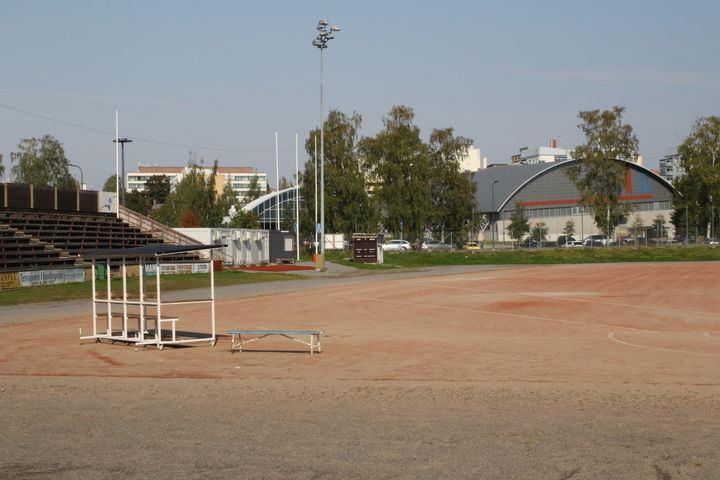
[1,262,719,479]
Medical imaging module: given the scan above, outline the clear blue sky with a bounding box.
[1,0,718,189]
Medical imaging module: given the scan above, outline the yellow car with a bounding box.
[463,241,481,251]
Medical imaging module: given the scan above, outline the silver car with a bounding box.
[382,239,412,252]
[420,240,454,252]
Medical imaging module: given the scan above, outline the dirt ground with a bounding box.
[1,262,719,479]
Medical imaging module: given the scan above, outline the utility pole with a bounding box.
[112,137,133,206]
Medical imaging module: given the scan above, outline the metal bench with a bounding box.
[226,330,322,355]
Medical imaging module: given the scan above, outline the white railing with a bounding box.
[118,205,200,246]
[118,206,229,262]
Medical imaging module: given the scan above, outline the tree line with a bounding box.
[299,105,477,242]
[2,107,717,243]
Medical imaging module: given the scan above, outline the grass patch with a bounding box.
[0,270,299,307]
[324,246,720,268]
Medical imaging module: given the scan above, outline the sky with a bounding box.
[1,0,719,190]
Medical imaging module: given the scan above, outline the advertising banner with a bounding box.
[144,263,210,276]
[18,269,85,287]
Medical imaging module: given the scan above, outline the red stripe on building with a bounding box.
[519,194,655,207]
[626,167,633,193]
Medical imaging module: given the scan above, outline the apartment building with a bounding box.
[126,165,268,202]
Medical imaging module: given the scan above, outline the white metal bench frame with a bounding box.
[79,245,222,350]
[227,330,322,355]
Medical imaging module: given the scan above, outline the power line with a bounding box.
[0,102,294,153]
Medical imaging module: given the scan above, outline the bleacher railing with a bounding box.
[118,205,224,260]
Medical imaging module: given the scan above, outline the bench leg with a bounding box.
[230,333,243,353]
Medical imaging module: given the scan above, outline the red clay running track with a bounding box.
[0,261,718,385]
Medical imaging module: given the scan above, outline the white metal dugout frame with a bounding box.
[79,244,223,350]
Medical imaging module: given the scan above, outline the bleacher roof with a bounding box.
[82,244,223,259]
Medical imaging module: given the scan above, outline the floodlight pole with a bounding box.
[313,19,339,269]
[314,135,318,256]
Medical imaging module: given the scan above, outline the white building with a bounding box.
[510,139,644,167]
[459,146,487,172]
[659,148,684,184]
[512,138,574,165]
[126,165,268,202]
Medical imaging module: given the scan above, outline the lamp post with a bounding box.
[312,19,340,270]
[112,137,133,206]
[491,180,499,250]
[68,163,84,190]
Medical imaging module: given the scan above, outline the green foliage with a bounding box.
[0,153,4,180]
[153,161,225,227]
[228,210,260,229]
[0,271,298,306]
[10,135,77,188]
[360,105,431,239]
[651,214,667,240]
[302,109,374,237]
[563,219,576,238]
[427,128,476,234]
[299,106,479,241]
[566,106,639,236]
[629,215,645,245]
[144,175,171,205]
[531,221,548,241]
[124,190,151,215]
[102,174,117,192]
[507,203,530,243]
[323,245,720,269]
[245,175,263,203]
[672,116,720,236]
[281,201,295,231]
[278,176,293,190]
[217,180,239,224]
[105,174,169,216]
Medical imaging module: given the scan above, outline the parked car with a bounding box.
[420,239,454,252]
[704,238,719,246]
[463,241,481,251]
[382,239,412,252]
[557,235,576,247]
[566,240,583,248]
[583,234,613,247]
[519,238,541,248]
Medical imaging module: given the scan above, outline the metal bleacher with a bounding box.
[0,209,196,273]
[0,184,207,274]
[0,224,77,271]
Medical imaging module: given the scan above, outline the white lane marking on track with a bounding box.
[329,293,656,333]
[607,332,720,356]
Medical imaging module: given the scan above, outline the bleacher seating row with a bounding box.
[0,209,195,273]
[0,225,76,271]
